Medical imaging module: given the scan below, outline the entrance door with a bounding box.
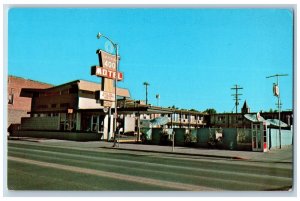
[252,123,262,151]
[252,122,268,152]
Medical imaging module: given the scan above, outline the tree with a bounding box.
[204,108,217,114]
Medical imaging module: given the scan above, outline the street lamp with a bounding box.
[143,82,150,105]
[266,73,288,149]
[97,32,119,147]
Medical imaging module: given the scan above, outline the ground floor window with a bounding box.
[81,113,105,133]
[59,113,76,131]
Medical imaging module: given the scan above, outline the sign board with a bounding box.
[273,84,279,97]
[103,100,113,107]
[96,90,115,101]
[97,50,120,71]
[91,66,123,81]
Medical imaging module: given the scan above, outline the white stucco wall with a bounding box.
[78,97,103,109]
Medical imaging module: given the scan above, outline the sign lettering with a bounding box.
[97,50,120,71]
[99,91,115,101]
[96,90,115,101]
[91,66,123,81]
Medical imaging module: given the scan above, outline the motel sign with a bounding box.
[96,50,120,71]
[95,90,115,101]
[91,49,124,106]
[91,66,123,81]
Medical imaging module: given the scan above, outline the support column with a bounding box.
[76,113,81,131]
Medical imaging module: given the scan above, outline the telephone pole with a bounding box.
[231,84,243,114]
[143,82,150,105]
[266,73,288,149]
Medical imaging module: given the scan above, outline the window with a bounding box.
[8,94,14,104]
[38,105,48,109]
[92,116,98,132]
[8,88,14,104]
[51,104,57,108]
[60,103,69,108]
[61,89,69,95]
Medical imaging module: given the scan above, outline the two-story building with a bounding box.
[7,75,53,134]
[19,79,130,140]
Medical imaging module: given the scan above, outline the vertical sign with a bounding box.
[273,83,279,97]
[91,50,123,107]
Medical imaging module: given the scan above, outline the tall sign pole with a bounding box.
[266,74,288,149]
[231,85,243,114]
[114,44,119,148]
[92,33,122,146]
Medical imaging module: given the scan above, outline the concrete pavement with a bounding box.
[8,137,293,163]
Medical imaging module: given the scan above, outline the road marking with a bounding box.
[8,141,293,168]
[9,148,292,190]
[9,146,292,180]
[8,156,219,191]
[9,149,289,190]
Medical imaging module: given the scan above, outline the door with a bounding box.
[252,122,263,151]
[252,122,268,152]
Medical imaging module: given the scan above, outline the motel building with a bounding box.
[9,46,207,141]
[11,77,207,141]
[8,75,292,151]
[13,78,207,141]
[18,79,129,141]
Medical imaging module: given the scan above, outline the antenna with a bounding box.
[231,84,243,114]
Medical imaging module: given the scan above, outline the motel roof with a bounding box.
[20,79,130,98]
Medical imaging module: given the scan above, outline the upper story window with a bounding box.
[8,88,14,104]
[8,94,14,104]
[38,105,48,109]
[217,116,226,123]
[60,103,69,108]
[61,89,69,95]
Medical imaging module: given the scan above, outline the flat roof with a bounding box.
[20,79,130,98]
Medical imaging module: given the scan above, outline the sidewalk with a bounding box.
[100,141,293,162]
[9,137,293,163]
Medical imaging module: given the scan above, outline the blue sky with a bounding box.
[7,8,294,113]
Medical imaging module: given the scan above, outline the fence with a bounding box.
[140,127,252,151]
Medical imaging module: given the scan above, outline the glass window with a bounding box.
[60,103,69,108]
[92,115,98,132]
[8,94,14,104]
[61,89,69,95]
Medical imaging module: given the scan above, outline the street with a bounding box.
[7,140,293,191]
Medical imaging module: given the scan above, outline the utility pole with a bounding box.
[231,84,243,114]
[143,82,150,105]
[266,74,288,149]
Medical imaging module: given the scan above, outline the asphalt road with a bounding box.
[7,140,293,191]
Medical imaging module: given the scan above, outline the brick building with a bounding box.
[7,75,53,132]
